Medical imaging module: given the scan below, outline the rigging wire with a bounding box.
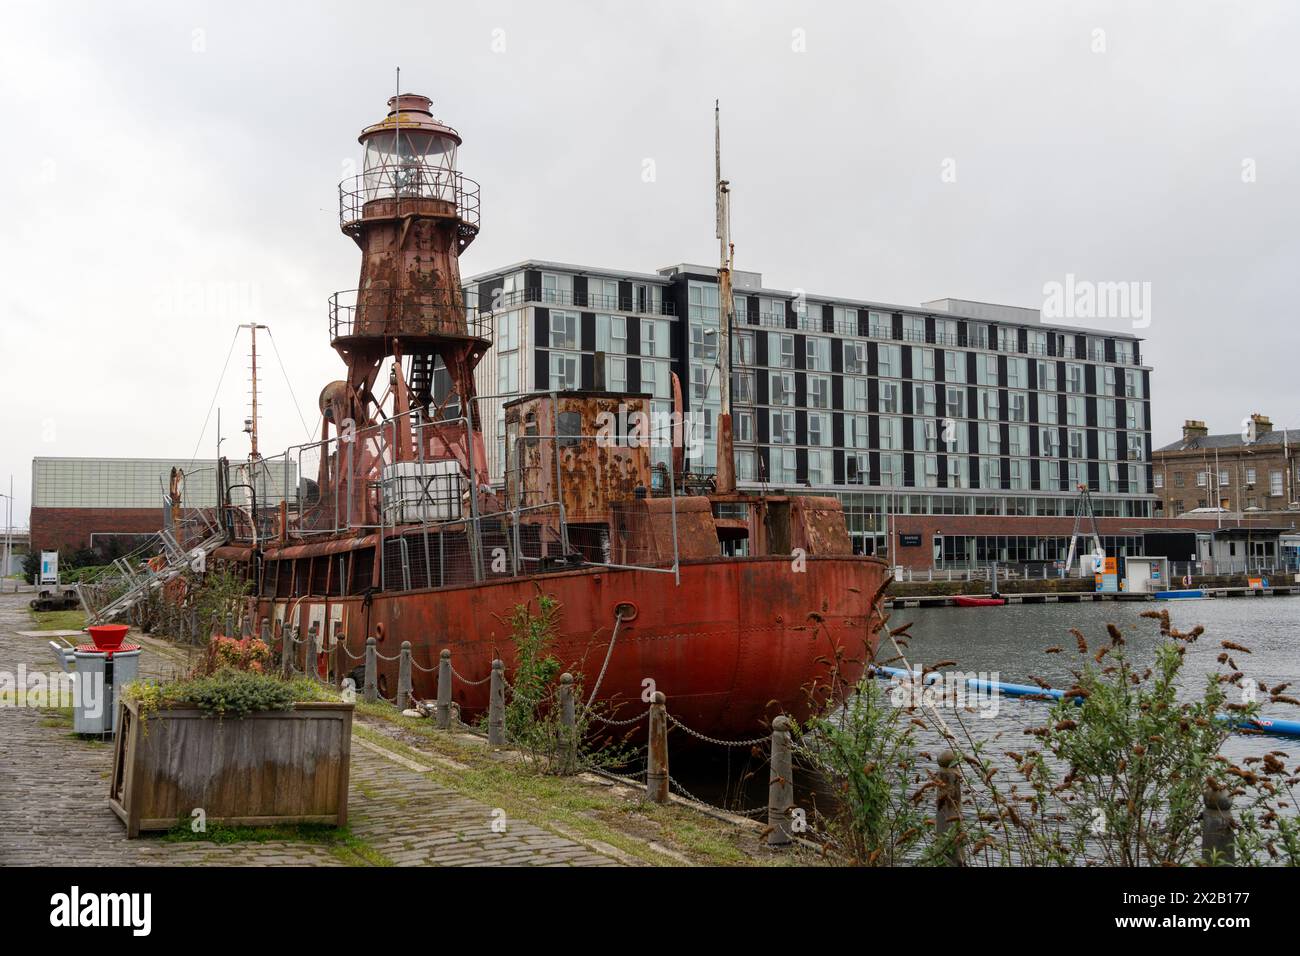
[265,327,316,443]
[187,327,241,470]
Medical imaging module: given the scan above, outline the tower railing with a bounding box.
[338,165,480,233]
[329,287,492,341]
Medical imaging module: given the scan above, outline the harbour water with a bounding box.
[681,595,1300,817]
[890,595,1300,766]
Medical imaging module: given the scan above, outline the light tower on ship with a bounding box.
[321,92,489,496]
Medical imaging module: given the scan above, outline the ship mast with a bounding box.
[240,322,268,461]
[714,101,736,494]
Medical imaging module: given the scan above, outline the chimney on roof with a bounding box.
[1183,420,1208,442]
[1250,413,1273,437]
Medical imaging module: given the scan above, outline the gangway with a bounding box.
[1063,484,1104,575]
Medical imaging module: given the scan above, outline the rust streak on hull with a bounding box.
[258,554,885,738]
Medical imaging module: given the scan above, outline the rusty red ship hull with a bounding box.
[256,553,885,737]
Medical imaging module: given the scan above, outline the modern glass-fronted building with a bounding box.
[467,260,1155,560]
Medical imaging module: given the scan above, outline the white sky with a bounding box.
[2,0,1298,527]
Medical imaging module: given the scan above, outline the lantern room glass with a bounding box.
[362,130,459,202]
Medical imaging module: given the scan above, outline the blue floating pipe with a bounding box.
[871,666,1300,740]
[1155,589,1205,600]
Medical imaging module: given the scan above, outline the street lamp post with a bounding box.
[1,477,13,589]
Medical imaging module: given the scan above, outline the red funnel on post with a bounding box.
[87,624,129,651]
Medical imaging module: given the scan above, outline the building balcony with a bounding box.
[477,287,675,317]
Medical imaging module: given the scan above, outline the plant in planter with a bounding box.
[110,660,353,838]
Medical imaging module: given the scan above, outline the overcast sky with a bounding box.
[2,0,1298,526]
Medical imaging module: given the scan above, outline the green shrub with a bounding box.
[125,668,335,721]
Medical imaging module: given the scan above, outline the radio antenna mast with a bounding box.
[714,100,736,494]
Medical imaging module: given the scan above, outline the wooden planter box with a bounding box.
[109,697,353,837]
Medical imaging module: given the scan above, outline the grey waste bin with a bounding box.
[71,643,141,735]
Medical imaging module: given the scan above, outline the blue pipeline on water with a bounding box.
[871,666,1300,740]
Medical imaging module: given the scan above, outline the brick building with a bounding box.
[1153,415,1300,517]
[29,457,293,556]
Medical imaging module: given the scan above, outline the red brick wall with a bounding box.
[30,507,164,553]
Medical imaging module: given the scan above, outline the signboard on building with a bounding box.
[898,533,922,547]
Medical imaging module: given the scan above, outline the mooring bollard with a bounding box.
[304,623,319,677]
[225,613,234,638]
[647,691,669,804]
[364,636,377,704]
[281,626,294,678]
[1202,785,1235,864]
[260,617,270,648]
[936,750,965,866]
[558,672,577,775]
[396,641,412,711]
[436,649,452,729]
[767,715,794,847]
[488,659,506,745]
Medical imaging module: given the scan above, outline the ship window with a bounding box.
[558,410,582,447]
[349,548,375,594]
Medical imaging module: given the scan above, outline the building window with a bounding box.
[880,417,902,450]
[879,381,898,414]
[770,371,795,406]
[549,352,577,390]
[608,356,627,391]
[878,344,899,377]
[844,341,867,374]
[1196,471,1207,488]
[853,378,870,412]
[772,448,797,483]
[733,332,754,366]
[733,369,755,403]
[945,386,965,419]
[770,333,794,368]
[541,272,573,304]
[1271,470,1284,497]
[550,311,578,349]
[809,449,830,484]
[641,359,669,398]
[806,337,829,371]
[849,415,869,449]
[945,351,964,383]
[1069,430,1085,459]
[771,411,795,444]
[1246,467,1257,486]
[643,319,669,358]
[914,384,936,416]
[808,413,827,446]
[497,352,519,394]
[1154,472,1164,489]
[808,375,830,409]
[1066,364,1084,394]
[737,449,755,480]
[690,324,717,362]
[917,348,936,380]
[691,365,712,402]
[735,410,754,443]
